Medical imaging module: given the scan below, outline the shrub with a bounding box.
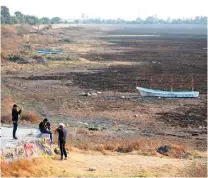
[1,115,12,124]
[123,144,134,153]
[7,55,23,62]
[1,51,8,61]
[95,144,106,154]
[103,143,116,151]
[168,144,188,158]
[23,44,32,50]
[20,112,40,123]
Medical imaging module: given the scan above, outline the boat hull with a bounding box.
[36,49,63,54]
[136,87,199,98]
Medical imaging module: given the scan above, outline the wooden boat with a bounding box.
[136,87,199,98]
[36,49,63,54]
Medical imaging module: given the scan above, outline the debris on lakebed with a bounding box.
[88,167,96,171]
[79,91,102,97]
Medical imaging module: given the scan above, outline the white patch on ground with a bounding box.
[1,126,41,149]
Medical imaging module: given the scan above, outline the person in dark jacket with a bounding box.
[55,123,67,160]
[12,104,22,139]
[39,118,53,142]
[46,121,51,130]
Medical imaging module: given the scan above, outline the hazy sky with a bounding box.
[1,0,207,20]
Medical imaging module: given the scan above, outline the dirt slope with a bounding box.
[2,151,206,177]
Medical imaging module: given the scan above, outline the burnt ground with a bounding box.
[1,24,207,153]
[23,65,206,93]
[78,36,207,93]
[156,102,207,128]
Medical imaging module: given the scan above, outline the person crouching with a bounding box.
[39,118,53,143]
[55,123,67,160]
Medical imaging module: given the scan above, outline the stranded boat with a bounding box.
[136,86,199,98]
[36,49,63,54]
[136,76,199,98]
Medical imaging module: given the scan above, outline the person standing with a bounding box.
[55,123,67,160]
[39,118,53,142]
[12,104,22,139]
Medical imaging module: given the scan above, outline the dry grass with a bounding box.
[1,158,40,177]
[1,95,13,114]
[16,25,34,35]
[182,160,207,177]
[1,25,21,53]
[1,95,14,124]
[103,143,117,151]
[20,111,40,123]
[1,25,17,36]
[168,144,188,158]
[1,51,8,62]
[65,145,73,152]
[1,109,40,124]
[66,135,190,158]
[1,24,58,58]
[76,128,90,135]
[1,115,12,124]
[74,142,91,151]
[95,144,106,154]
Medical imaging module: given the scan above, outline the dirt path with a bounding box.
[3,151,205,177]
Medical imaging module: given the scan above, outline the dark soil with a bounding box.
[156,103,207,128]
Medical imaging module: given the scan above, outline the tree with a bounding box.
[1,6,207,25]
[136,17,143,24]
[192,16,207,24]
[74,19,79,25]
[51,17,62,24]
[24,15,39,25]
[199,16,207,24]
[10,16,18,24]
[144,16,155,24]
[1,6,12,24]
[144,16,159,24]
[39,17,50,24]
[14,11,25,23]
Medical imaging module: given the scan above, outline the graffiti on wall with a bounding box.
[4,151,14,160]
[24,143,38,158]
[1,138,56,164]
[14,146,25,159]
[1,146,25,163]
[34,139,55,158]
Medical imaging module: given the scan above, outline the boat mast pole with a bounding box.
[180,78,183,91]
[150,76,152,89]
[136,76,139,87]
[170,78,174,91]
[191,76,194,91]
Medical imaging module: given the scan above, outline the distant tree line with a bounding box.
[78,16,207,24]
[1,6,207,25]
[1,6,64,25]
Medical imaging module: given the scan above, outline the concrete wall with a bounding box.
[1,136,56,164]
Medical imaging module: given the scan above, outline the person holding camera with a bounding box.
[12,104,22,139]
[55,123,67,160]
